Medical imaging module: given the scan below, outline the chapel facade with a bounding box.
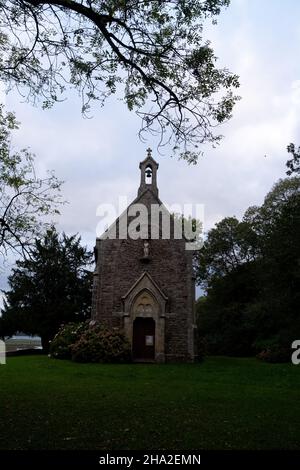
[91,150,197,362]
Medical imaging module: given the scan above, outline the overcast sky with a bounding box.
[1,0,300,304]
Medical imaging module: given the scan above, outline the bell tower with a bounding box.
[138,148,159,197]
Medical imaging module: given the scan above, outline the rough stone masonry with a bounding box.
[92,150,197,362]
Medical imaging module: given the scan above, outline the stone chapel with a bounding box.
[92,150,197,362]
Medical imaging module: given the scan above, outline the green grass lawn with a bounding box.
[0,356,299,450]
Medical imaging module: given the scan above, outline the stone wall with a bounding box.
[92,188,196,362]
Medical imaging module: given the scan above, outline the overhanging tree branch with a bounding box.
[0,0,239,162]
[0,105,64,261]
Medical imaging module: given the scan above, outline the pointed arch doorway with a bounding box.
[122,272,168,362]
[131,290,157,361]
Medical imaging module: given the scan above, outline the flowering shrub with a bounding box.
[71,324,131,363]
[49,322,88,359]
[50,321,131,363]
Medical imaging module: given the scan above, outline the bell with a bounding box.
[145,170,152,178]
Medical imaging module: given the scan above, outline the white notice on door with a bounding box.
[145,335,154,346]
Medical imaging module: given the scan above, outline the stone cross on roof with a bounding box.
[146,147,152,158]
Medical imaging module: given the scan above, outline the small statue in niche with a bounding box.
[143,240,150,258]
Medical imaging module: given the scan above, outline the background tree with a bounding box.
[256,191,300,349]
[286,143,300,175]
[196,177,300,358]
[196,216,258,286]
[173,213,203,251]
[0,228,93,350]
[0,0,239,162]
[0,104,63,260]
[196,217,259,355]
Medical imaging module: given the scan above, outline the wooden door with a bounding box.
[132,317,155,361]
